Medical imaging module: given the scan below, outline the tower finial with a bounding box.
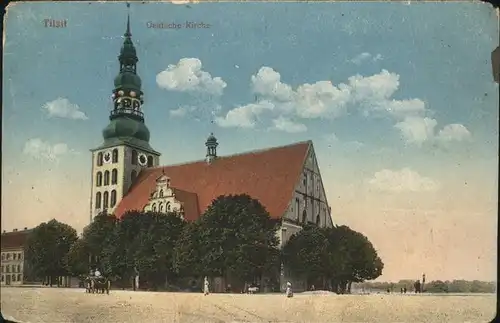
[125,3,131,37]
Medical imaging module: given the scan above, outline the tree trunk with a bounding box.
[347,281,352,294]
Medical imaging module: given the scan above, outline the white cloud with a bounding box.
[251,67,295,102]
[215,100,274,129]
[23,138,72,161]
[394,117,472,146]
[215,66,472,144]
[156,58,227,96]
[42,98,88,120]
[170,106,196,117]
[350,52,383,65]
[271,116,307,133]
[436,124,472,142]
[395,117,438,146]
[348,69,399,103]
[368,168,440,192]
[216,68,417,132]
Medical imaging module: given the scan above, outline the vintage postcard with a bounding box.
[1,1,498,322]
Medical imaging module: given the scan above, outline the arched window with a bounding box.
[316,214,321,225]
[97,152,103,166]
[111,169,118,184]
[159,190,164,197]
[95,192,102,209]
[167,203,171,212]
[96,172,103,187]
[112,149,118,163]
[104,171,110,186]
[110,190,117,207]
[152,203,157,212]
[159,203,164,213]
[103,191,109,208]
[302,210,307,223]
[131,170,137,183]
[131,150,138,165]
[147,156,154,167]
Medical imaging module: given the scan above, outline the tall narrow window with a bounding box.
[96,192,102,209]
[96,172,103,187]
[110,190,117,207]
[152,203,157,212]
[112,149,118,163]
[147,156,154,167]
[103,191,109,208]
[316,214,321,225]
[159,190,164,197]
[131,170,137,183]
[302,210,307,223]
[159,203,164,213]
[131,150,138,165]
[295,198,300,221]
[111,169,118,184]
[166,203,171,212]
[104,171,110,186]
[97,152,103,166]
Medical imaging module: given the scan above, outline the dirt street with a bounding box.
[1,287,496,323]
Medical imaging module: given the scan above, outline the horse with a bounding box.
[86,276,111,294]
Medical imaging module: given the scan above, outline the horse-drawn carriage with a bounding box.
[84,275,111,294]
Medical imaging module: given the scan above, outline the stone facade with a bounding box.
[90,145,160,221]
[0,248,25,286]
[143,175,184,217]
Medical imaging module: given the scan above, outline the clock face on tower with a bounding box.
[103,151,112,164]
[138,153,148,166]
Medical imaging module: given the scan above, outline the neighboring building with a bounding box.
[90,10,336,291]
[1,228,32,286]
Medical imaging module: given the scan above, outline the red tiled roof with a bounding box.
[115,141,311,221]
[1,229,32,250]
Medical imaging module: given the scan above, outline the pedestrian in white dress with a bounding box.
[286,281,293,298]
[203,276,210,296]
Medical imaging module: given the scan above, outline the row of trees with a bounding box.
[24,194,384,292]
[353,280,496,293]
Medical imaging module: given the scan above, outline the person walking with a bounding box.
[203,276,210,296]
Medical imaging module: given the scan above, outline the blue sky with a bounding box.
[2,1,498,281]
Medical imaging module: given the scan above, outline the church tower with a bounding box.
[205,133,218,164]
[89,7,160,221]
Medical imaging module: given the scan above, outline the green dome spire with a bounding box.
[102,3,150,147]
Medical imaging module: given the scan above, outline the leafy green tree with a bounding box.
[329,225,383,293]
[100,210,145,282]
[24,219,78,286]
[283,224,383,293]
[282,225,330,287]
[81,211,117,268]
[173,220,205,278]
[64,238,90,277]
[101,210,186,289]
[426,280,449,293]
[132,212,186,289]
[177,194,280,287]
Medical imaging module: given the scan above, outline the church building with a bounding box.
[89,12,336,256]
